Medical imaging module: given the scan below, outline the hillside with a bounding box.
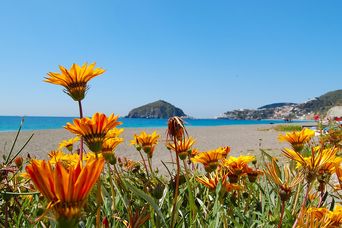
[220,89,342,120]
[126,100,186,119]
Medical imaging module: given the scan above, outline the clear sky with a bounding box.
[1,1,341,118]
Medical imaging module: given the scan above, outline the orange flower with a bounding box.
[278,128,315,152]
[45,63,105,101]
[65,112,121,153]
[167,137,196,160]
[191,147,229,172]
[58,136,80,152]
[282,147,338,183]
[131,131,160,158]
[264,159,303,201]
[222,155,256,181]
[301,205,342,228]
[196,171,241,192]
[25,157,104,224]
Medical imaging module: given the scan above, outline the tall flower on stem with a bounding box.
[278,128,315,152]
[65,112,121,153]
[25,157,105,227]
[131,131,160,158]
[167,137,196,160]
[166,116,188,227]
[45,62,105,159]
[264,159,303,228]
[45,63,105,102]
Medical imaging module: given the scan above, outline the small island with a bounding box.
[126,100,187,119]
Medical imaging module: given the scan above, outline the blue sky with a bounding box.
[1,0,341,118]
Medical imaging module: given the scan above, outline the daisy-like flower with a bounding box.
[102,137,123,164]
[65,112,121,153]
[196,171,241,192]
[167,137,196,160]
[278,128,315,152]
[48,151,80,169]
[243,166,263,183]
[222,155,256,183]
[264,159,303,202]
[131,131,160,158]
[191,147,230,173]
[58,137,80,152]
[45,63,105,101]
[301,205,342,228]
[106,128,124,139]
[334,164,342,191]
[25,157,104,226]
[282,147,338,183]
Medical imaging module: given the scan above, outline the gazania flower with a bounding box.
[191,147,229,172]
[264,159,303,201]
[106,128,124,139]
[102,137,123,165]
[25,157,104,226]
[48,151,80,169]
[282,147,338,183]
[301,205,342,228]
[334,164,342,191]
[58,137,80,152]
[243,166,263,183]
[45,62,105,101]
[222,155,255,182]
[167,137,196,160]
[278,128,315,152]
[196,172,241,192]
[167,116,187,141]
[65,112,121,153]
[131,131,160,158]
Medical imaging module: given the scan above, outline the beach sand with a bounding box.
[0,124,290,173]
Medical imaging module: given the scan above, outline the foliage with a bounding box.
[274,124,302,132]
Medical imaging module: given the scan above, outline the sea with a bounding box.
[0,116,308,132]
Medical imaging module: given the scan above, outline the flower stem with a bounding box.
[292,183,311,228]
[278,200,286,228]
[78,100,84,160]
[107,163,116,210]
[147,157,153,176]
[139,150,150,178]
[171,138,180,228]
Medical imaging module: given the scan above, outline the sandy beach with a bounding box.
[0,124,293,172]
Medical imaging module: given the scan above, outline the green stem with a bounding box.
[148,157,154,176]
[78,100,84,160]
[171,138,180,228]
[292,183,311,228]
[57,217,79,228]
[107,163,116,210]
[139,150,150,178]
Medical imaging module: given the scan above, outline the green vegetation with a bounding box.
[273,124,302,132]
[300,89,342,114]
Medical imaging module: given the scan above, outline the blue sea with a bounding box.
[0,116,308,132]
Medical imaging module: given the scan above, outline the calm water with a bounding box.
[0,116,306,132]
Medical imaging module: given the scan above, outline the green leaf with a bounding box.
[125,181,167,227]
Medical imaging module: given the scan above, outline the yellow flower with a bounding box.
[278,128,315,151]
[48,151,80,169]
[283,147,338,183]
[196,171,241,192]
[106,128,124,138]
[58,137,79,152]
[45,62,105,101]
[65,112,121,153]
[101,137,123,164]
[302,205,342,228]
[264,159,303,201]
[191,147,229,172]
[131,131,160,158]
[222,155,256,182]
[167,137,196,160]
[25,157,104,224]
[335,164,342,191]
